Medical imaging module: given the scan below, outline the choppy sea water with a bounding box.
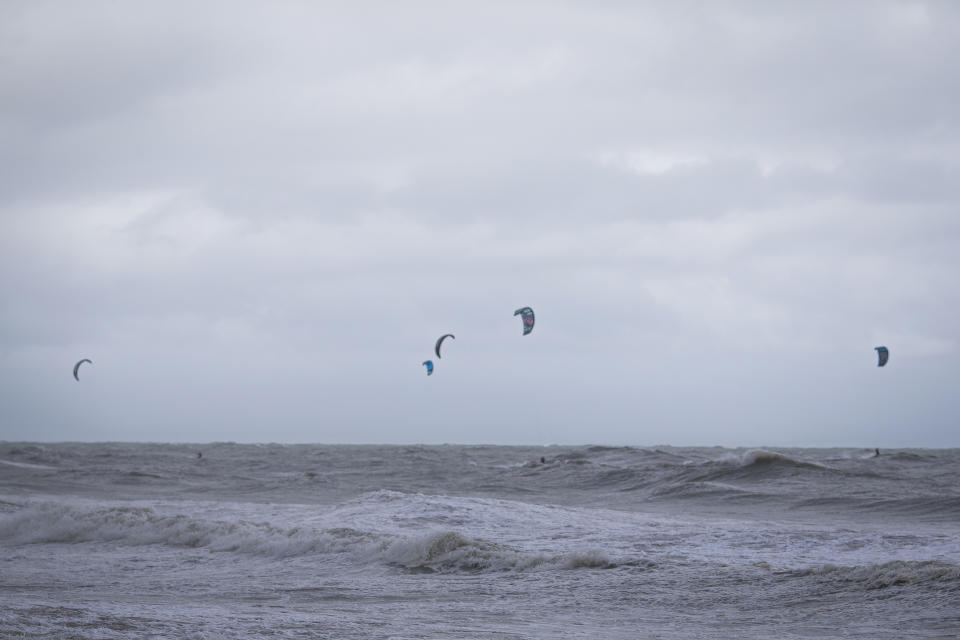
[0,443,958,639]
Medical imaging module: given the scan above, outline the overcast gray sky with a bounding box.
[1,1,958,446]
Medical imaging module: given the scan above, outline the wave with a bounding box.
[0,445,61,466]
[533,447,949,499]
[0,459,56,471]
[0,502,380,558]
[379,529,634,573]
[390,529,624,574]
[0,501,632,574]
[513,447,850,502]
[793,561,960,591]
[727,449,827,471]
[686,449,832,484]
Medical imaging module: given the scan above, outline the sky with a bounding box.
[1,1,958,446]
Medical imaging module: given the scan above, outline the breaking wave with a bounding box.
[723,449,827,472]
[379,530,624,573]
[794,561,960,591]
[680,449,833,485]
[0,502,374,559]
[0,501,628,574]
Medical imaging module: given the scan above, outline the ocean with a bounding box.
[1,443,958,639]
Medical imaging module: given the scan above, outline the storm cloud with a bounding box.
[1,1,958,446]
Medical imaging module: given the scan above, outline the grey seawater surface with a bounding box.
[0,443,958,639]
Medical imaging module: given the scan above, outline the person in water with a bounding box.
[874,448,880,457]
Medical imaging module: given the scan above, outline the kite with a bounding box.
[513,307,535,335]
[875,346,889,367]
[73,359,92,381]
[435,334,455,358]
